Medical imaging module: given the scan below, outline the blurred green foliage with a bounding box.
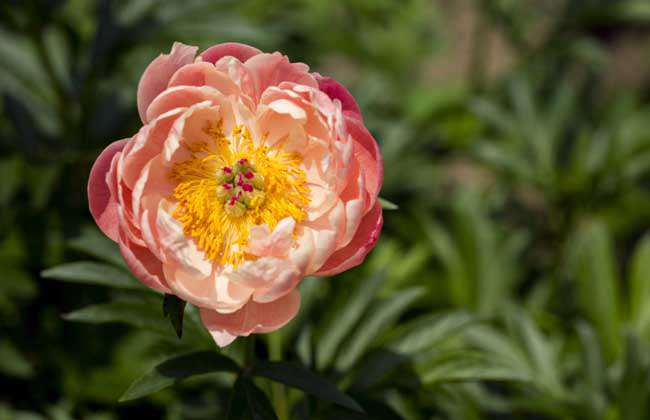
[3,0,650,418]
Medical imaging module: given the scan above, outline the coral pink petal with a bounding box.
[199,289,301,347]
[88,139,129,242]
[315,74,361,117]
[137,42,198,123]
[346,113,383,206]
[118,232,171,293]
[315,201,383,277]
[200,42,261,64]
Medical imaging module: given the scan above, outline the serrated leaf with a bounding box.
[163,294,186,339]
[120,351,240,401]
[379,197,398,210]
[41,262,144,290]
[316,270,386,370]
[336,287,424,370]
[227,375,279,420]
[251,361,363,413]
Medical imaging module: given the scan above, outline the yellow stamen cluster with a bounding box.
[169,122,309,266]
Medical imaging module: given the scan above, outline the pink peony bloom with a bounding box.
[88,42,383,347]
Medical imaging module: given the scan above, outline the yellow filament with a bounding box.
[169,122,309,266]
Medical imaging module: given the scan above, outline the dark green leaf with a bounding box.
[227,375,279,420]
[251,361,364,413]
[120,351,240,401]
[163,294,187,339]
[41,262,145,290]
[67,227,127,267]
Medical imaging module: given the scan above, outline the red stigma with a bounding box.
[222,166,232,174]
[238,158,248,165]
[222,183,232,190]
[244,170,254,179]
[242,183,253,192]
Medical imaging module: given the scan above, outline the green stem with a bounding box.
[268,333,289,420]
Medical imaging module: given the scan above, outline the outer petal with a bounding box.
[315,201,383,277]
[345,112,383,208]
[315,74,361,117]
[118,232,171,293]
[137,42,198,123]
[199,42,261,64]
[88,139,128,242]
[200,290,301,347]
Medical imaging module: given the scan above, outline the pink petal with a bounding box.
[199,42,262,64]
[315,74,361,117]
[118,231,171,293]
[199,289,301,347]
[345,112,383,208]
[88,139,129,242]
[137,42,198,123]
[315,201,383,277]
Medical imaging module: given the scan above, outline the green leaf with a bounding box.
[251,361,364,413]
[41,262,145,290]
[335,287,425,370]
[67,227,127,267]
[388,311,475,355]
[421,350,527,384]
[316,270,386,370]
[163,294,187,339]
[227,375,279,420]
[629,234,650,337]
[0,340,33,379]
[120,351,240,401]
[379,197,399,210]
[574,222,622,360]
[64,301,170,334]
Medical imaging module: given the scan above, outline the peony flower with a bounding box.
[88,42,383,347]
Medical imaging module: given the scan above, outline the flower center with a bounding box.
[216,158,267,218]
[169,122,309,266]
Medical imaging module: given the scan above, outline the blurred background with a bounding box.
[3,0,650,419]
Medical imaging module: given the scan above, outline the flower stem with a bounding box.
[268,332,289,420]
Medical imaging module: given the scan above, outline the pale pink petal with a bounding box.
[315,201,383,277]
[137,42,198,123]
[244,53,317,101]
[199,289,301,347]
[145,86,225,123]
[226,257,300,303]
[200,42,261,64]
[315,74,361,117]
[88,139,128,242]
[246,218,296,257]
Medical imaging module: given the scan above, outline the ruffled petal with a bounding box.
[200,42,261,64]
[88,139,128,242]
[315,201,383,277]
[345,112,383,209]
[137,42,198,123]
[118,231,171,293]
[315,74,361,117]
[199,289,301,347]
